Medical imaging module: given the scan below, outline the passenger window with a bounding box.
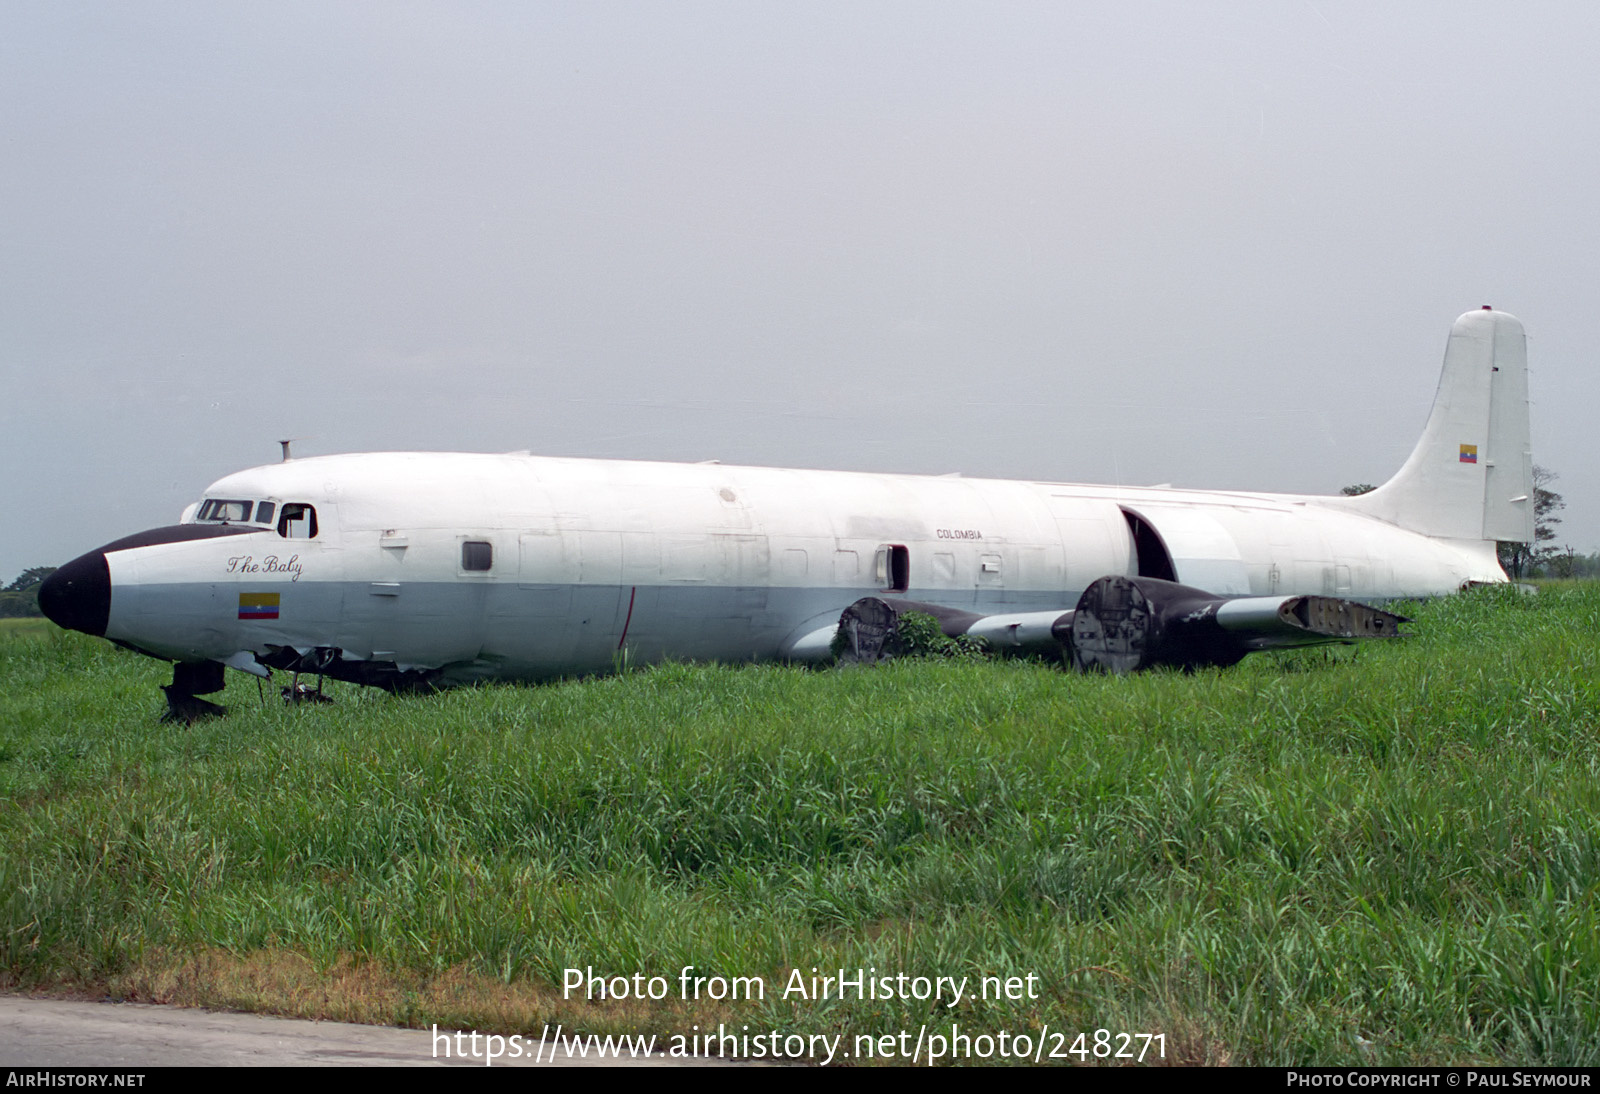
[278,504,318,539]
[462,541,492,571]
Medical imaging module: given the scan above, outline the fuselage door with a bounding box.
[1119,505,1251,595]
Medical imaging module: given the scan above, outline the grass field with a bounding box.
[3,587,1599,1065]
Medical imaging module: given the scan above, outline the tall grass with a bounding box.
[3,587,1599,1063]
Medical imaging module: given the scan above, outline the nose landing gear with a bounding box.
[160,660,227,723]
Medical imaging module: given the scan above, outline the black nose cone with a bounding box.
[38,549,111,637]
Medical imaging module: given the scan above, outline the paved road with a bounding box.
[0,996,735,1067]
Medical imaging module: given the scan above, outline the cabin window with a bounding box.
[255,501,276,526]
[876,544,910,593]
[462,541,493,572]
[278,503,318,539]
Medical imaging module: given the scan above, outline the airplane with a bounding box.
[39,306,1532,717]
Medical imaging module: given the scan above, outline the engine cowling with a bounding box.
[834,598,1079,662]
[1066,574,1408,672]
[836,575,1408,673]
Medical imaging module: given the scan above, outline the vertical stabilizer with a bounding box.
[1342,308,1533,544]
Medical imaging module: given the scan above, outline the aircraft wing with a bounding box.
[838,575,1407,673]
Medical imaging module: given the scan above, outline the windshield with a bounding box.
[194,499,277,525]
[196,499,254,523]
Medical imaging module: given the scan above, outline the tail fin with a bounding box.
[1341,307,1533,544]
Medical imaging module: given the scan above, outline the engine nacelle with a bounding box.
[837,576,1408,673]
[1066,574,1408,672]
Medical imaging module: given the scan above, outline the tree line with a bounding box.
[1,567,56,618]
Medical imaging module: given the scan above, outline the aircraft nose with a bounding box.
[38,548,111,637]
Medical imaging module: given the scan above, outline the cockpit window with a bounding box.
[197,499,255,523]
[278,503,318,539]
[189,497,316,536]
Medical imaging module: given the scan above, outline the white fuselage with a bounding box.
[49,308,1528,688]
[103,451,1504,683]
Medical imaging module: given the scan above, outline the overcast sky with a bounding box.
[4,1,1596,582]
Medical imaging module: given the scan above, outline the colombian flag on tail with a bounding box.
[1459,444,1478,464]
[238,592,280,620]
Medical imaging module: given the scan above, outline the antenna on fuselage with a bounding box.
[280,439,292,462]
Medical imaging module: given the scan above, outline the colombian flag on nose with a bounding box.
[239,592,280,620]
[1459,444,1478,464]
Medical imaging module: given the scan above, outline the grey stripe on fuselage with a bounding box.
[110,578,1085,682]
